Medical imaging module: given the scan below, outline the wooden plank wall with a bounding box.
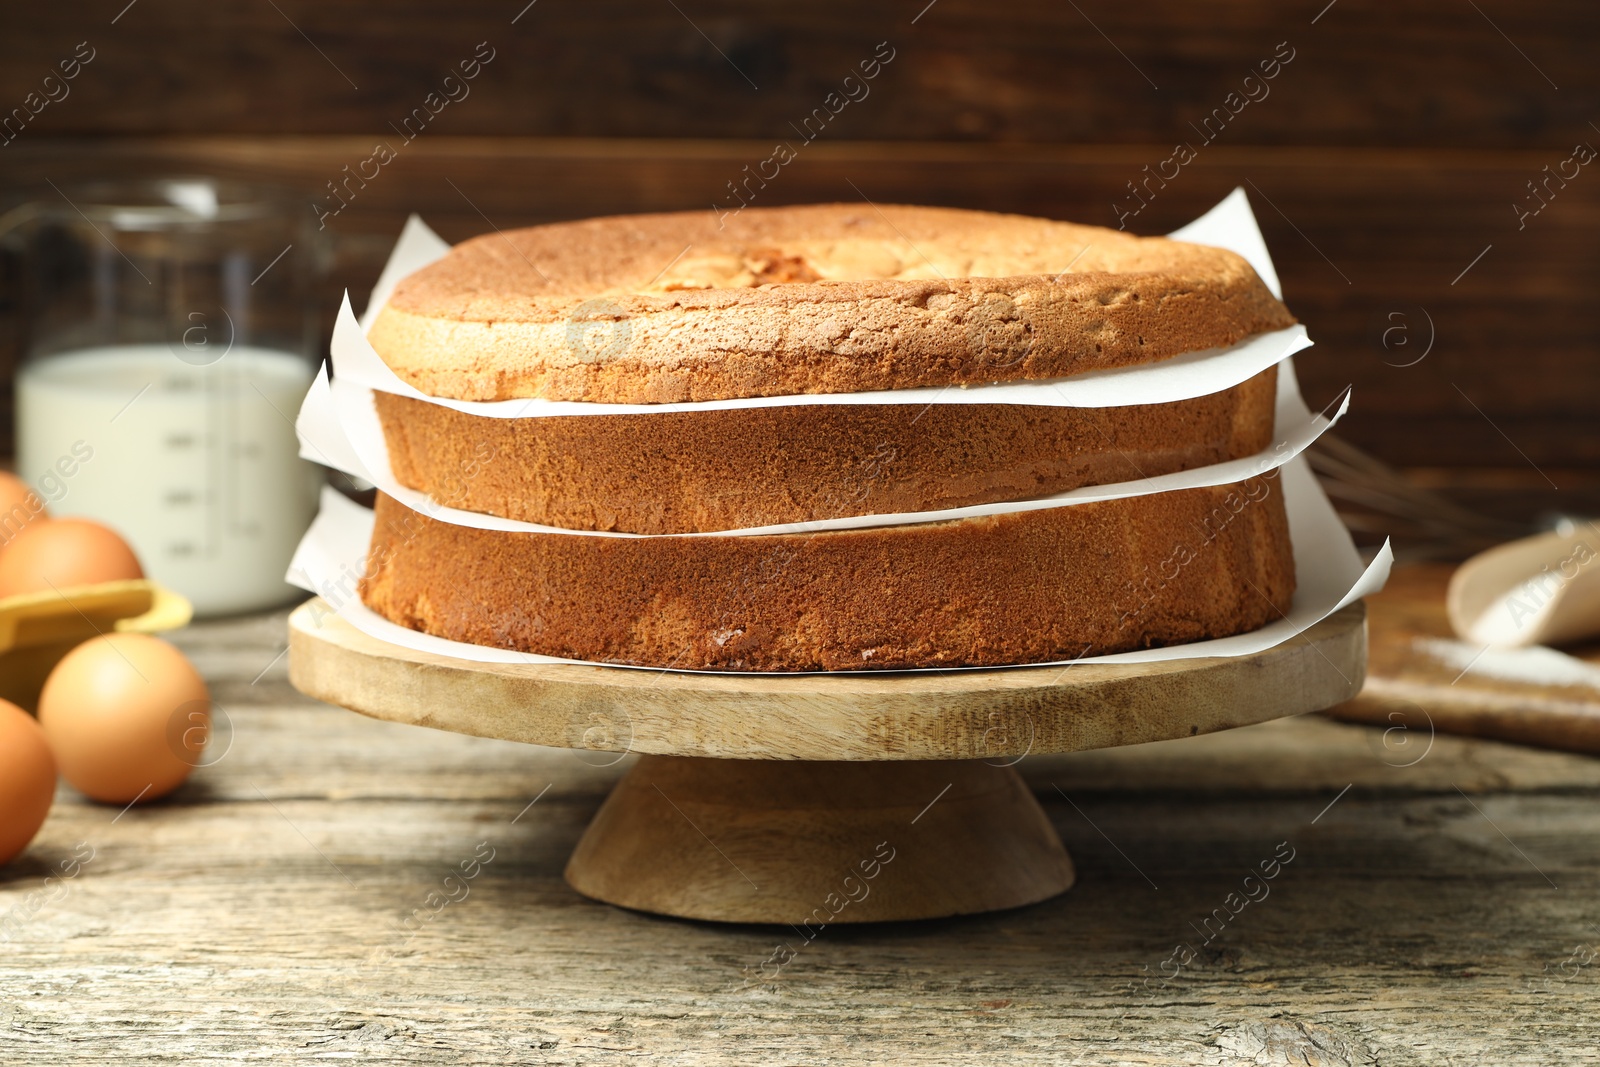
[2,0,1598,522]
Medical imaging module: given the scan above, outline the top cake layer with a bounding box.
[368,203,1295,403]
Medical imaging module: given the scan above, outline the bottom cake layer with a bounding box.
[359,477,1296,672]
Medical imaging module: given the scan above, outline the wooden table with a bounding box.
[4,587,1599,1065]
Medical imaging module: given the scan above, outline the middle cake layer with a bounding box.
[373,366,1277,534]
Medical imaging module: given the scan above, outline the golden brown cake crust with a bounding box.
[369,204,1296,403]
[358,476,1295,672]
[374,367,1278,535]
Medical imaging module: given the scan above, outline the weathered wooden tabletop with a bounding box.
[4,578,1599,1065]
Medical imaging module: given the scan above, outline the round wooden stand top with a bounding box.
[287,600,1366,762]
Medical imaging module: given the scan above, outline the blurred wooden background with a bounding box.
[2,0,1597,530]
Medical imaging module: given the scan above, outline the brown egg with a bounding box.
[0,471,47,549]
[0,698,58,866]
[0,517,143,598]
[38,634,209,804]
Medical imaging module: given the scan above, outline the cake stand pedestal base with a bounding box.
[288,599,1366,925]
[564,755,1074,924]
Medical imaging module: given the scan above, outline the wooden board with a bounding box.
[2,1,1594,146]
[286,598,1367,761]
[5,135,1600,514]
[4,594,1600,1063]
[1328,563,1600,755]
[4,1,1598,529]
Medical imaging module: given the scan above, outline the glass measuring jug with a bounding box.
[3,177,325,615]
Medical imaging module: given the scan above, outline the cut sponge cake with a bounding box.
[357,203,1300,671]
[359,476,1294,672]
[367,204,1295,404]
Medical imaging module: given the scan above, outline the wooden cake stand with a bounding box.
[288,599,1365,924]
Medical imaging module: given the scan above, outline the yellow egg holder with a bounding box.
[0,580,193,712]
